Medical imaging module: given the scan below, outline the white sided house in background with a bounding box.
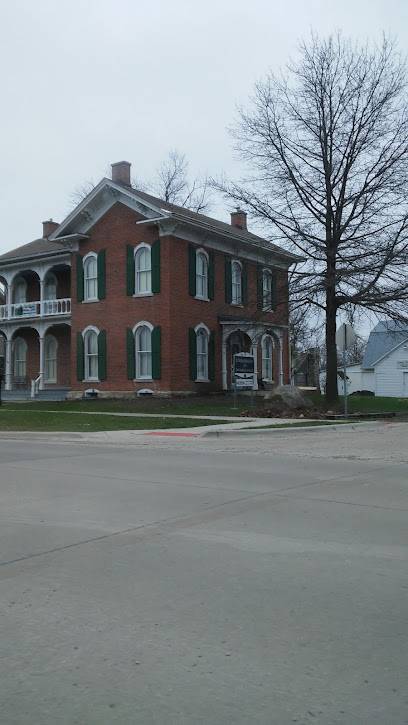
[319,364,375,396]
[320,320,408,397]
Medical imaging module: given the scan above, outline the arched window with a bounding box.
[263,270,272,310]
[196,326,209,380]
[262,335,273,381]
[84,255,98,301]
[231,261,242,304]
[13,337,27,378]
[84,328,99,380]
[135,245,152,294]
[44,274,57,301]
[44,335,57,382]
[196,251,208,299]
[135,324,152,378]
[14,277,27,304]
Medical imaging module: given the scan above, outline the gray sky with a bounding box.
[1,0,407,255]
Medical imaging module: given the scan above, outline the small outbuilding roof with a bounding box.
[361,320,408,368]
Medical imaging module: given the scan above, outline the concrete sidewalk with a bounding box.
[0,419,392,445]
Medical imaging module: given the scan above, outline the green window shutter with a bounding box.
[151,239,161,294]
[97,249,106,299]
[189,327,197,380]
[208,251,215,300]
[126,328,135,380]
[257,267,263,309]
[152,325,161,379]
[209,331,215,381]
[225,258,232,303]
[76,332,84,380]
[98,330,107,381]
[126,244,135,296]
[242,263,248,305]
[76,254,84,302]
[188,244,196,296]
[271,274,277,311]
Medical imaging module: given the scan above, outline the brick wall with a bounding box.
[57,268,71,299]
[45,324,71,387]
[69,202,290,394]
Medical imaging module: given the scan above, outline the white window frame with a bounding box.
[83,325,100,381]
[13,337,27,378]
[133,321,153,380]
[14,276,27,304]
[231,260,243,305]
[83,253,98,302]
[262,269,272,311]
[134,243,152,296]
[262,334,274,382]
[195,249,209,301]
[44,334,58,383]
[194,323,210,381]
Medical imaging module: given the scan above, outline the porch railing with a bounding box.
[0,298,71,321]
[31,373,43,398]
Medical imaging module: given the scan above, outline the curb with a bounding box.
[201,420,396,437]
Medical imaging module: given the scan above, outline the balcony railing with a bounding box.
[0,298,71,321]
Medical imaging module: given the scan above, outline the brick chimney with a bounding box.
[230,208,247,230]
[42,219,59,238]
[111,161,131,186]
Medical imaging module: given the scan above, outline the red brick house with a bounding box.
[0,161,300,399]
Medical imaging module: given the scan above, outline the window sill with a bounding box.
[195,295,210,302]
[134,377,153,382]
[133,292,153,298]
[195,378,210,383]
[83,379,100,383]
[231,302,244,307]
[82,299,99,304]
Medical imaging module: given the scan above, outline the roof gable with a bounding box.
[361,320,408,368]
[50,179,301,266]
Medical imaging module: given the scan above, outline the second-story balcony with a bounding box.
[0,298,71,322]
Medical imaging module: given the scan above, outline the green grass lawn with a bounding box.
[0,410,229,432]
[1,394,407,422]
[1,398,258,417]
[308,394,408,414]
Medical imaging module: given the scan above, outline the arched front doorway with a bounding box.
[227,330,252,388]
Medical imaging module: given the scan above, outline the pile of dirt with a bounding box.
[240,395,341,420]
[240,407,330,420]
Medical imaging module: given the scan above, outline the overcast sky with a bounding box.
[1,0,407,256]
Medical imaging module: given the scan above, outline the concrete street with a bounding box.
[1,423,407,724]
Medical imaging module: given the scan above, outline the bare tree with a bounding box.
[69,150,212,214]
[69,178,97,208]
[147,149,212,213]
[214,33,408,402]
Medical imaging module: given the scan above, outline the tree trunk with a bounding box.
[325,286,338,404]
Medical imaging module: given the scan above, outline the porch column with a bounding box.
[222,340,228,390]
[5,339,11,390]
[7,284,11,319]
[250,342,259,390]
[39,335,45,390]
[39,278,45,316]
[278,333,284,386]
